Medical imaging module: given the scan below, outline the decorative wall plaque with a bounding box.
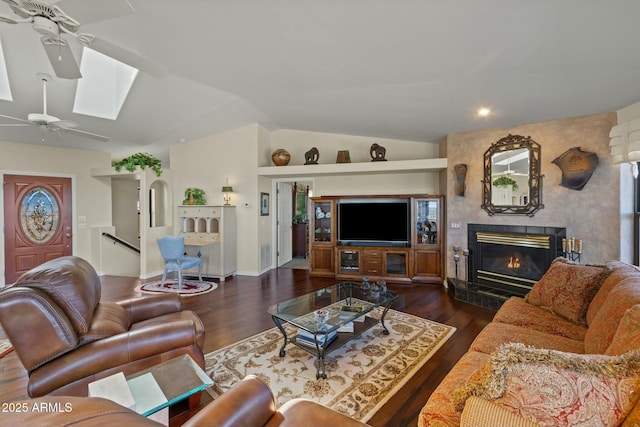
[551,147,599,191]
[454,164,467,197]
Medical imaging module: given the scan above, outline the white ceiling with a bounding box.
[1,0,639,165]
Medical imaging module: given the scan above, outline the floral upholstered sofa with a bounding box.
[419,259,640,427]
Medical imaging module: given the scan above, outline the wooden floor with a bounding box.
[0,269,495,427]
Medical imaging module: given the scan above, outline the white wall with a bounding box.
[0,140,111,285]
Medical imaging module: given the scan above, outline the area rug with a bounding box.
[135,279,217,296]
[0,338,13,359]
[205,307,455,422]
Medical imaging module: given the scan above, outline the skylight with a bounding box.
[0,37,13,101]
[73,47,138,120]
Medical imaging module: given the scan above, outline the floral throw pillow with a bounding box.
[525,258,611,325]
[454,343,640,427]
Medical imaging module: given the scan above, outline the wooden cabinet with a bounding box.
[309,194,444,285]
[292,222,308,258]
[412,196,444,284]
[309,198,335,277]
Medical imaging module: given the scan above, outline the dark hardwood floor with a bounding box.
[0,269,495,427]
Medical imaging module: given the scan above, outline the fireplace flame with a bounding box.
[507,257,521,269]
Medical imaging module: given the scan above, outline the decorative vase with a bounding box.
[272,149,291,166]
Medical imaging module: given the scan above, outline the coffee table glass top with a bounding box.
[267,281,398,335]
[126,354,213,417]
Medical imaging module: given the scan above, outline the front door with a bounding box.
[4,175,73,284]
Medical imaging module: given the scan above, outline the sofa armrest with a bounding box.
[183,375,276,427]
[115,294,182,323]
[460,396,540,427]
[274,399,371,427]
[28,320,200,397]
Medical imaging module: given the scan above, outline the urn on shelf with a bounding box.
[271,149,291,166]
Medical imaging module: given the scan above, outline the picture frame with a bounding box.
[260,192,269,216]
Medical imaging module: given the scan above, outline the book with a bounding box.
[296,328,337,341]
[88,372,136,411]
[337,322,354,333]
[296,333,338,348]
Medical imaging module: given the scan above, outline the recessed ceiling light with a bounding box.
[477,107,491,117]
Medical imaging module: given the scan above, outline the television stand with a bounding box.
[309,194,444,285]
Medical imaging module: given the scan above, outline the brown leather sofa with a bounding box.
[0,256,205,397]
[3,375,370,426]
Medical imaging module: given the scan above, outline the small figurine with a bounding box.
[370,143,387,161]
[305,147,320,165]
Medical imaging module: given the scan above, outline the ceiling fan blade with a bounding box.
[0,11,20,24]
[50,119,78,129]
[0,113,33,124]
[53,0,134,26]
[0,123,33,127]
[62,127,109,142]
[41,37,82,79]
[87,36,168,78]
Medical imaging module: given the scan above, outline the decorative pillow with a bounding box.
[605,304,640,356]
[525,258,611,325]
[454,343,640,427]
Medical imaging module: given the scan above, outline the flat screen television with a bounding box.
[337,198,410,246]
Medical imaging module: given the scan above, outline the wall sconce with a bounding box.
[222,178,234,206]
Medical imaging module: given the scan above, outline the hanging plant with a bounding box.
[492,176,518,191]
[113,152,163,177]
[183,188,206,205]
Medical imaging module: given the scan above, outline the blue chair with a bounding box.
[157,236,202,290]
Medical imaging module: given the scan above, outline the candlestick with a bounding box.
[576,239,583,254]
[562,238,566,253]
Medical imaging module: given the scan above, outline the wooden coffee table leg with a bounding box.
[188,391,202,409]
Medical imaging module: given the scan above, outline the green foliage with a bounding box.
[492,176,518,191]
[293,213,307,224]
[183,187,206,205]
[113,152,163,177]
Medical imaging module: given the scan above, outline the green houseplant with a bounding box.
[113,152,163,177]
[492,176,518,191]
[183,188,206,205]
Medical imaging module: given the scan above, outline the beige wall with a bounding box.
[270,129,441,197]
[0,140,111,285]
[170,123,262,275]
[444,112,619,280]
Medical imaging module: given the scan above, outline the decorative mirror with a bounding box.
[481,134,543,216]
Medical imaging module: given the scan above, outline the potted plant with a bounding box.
[183,188,206,205]
[492,176,518,191]
[113,152,163,177]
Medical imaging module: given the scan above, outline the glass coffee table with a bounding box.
[268,281,398,379]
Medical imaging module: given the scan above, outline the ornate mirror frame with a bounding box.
[481,134,544,217]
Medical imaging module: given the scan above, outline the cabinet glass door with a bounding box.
[416,199,439,246]
[313,201,333,242]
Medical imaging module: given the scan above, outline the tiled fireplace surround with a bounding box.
[449,224,566,310]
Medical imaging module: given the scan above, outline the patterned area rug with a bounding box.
[135,280,217,296]
[205,307,455,422]
[0,338,13,358]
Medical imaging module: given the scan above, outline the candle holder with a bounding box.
[463,249,469,283]
[561,237,582,263]
[453,246,461,285]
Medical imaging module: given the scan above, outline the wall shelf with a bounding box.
[257,158,447,177]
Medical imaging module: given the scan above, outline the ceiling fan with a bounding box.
[491,159,528,177]
[0,0,167,79]
[0,72,108,141]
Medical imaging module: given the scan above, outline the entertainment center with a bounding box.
[309,194,444,284]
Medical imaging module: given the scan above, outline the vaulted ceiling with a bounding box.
[0,1,639,164]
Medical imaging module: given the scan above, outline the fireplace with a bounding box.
[448,224,566,310]
[468,224,566,296]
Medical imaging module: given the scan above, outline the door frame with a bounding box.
[272,177,314,269]
[0,171,77,286]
